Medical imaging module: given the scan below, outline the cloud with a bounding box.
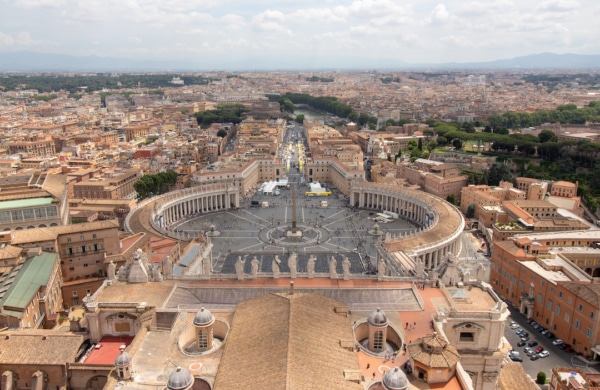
[537,0,580,12]
[431,4,450,22]
[0,32,34,47]
[252,10,290,34]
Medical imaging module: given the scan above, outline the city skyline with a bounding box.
[1,0,599,69]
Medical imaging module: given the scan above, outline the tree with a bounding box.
[452,138,462,150]
[536,372,546,385]
[134,170,178,199]
[216,129,227,138]
[487,163,513,186]
[417,138,423,151]
[437,136,448,146]
[295,114,305,124]
[466,204,476,218]
[446,194,456,205]
[538,129,557,143]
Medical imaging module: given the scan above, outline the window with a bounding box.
[68,247,73,255]
[373,330,384,352]
[586,328,592,338]
[81,246,86,253]
[575,319,580,329]
[460,332,475,342]
[198,329,210,351]
[578,304,583,312]
[94,244,99,252]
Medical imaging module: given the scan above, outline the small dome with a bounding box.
[167,367,193,390]
[368,308,388,326]
[115,351,131,367]
[383,367,409,390]
[193,307,214,326]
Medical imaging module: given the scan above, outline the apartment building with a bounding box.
[9,220,121,307]
[0,252,63,329]
[491,230,600,357]
[397,158,468,200]
[0,173,69,232]
[72,169,140,200]
[8,135,56,157]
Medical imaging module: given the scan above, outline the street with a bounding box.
[505,306,598,378]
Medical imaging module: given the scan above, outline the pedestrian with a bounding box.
[367,363,370,369]
[405,322,408,329]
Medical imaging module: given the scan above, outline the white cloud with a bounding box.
[0,32,34,47]
[431,4,450,22]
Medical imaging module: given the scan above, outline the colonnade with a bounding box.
[351,186,464,272]
[159,191,240,228]
[351,190,432,227]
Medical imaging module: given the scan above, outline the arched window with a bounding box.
[373,330,384,352]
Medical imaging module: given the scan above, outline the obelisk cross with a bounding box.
[291,183,298,232]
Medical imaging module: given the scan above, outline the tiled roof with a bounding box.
[214,293,362,390]
[0,331,84,365]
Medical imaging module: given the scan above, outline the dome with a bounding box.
[193,307,214,327]
[167,367,193,390]
[115,351,131,367]
[368,308,388,326]
[383,367,409,390]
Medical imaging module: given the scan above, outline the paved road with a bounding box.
[505,306,598,377]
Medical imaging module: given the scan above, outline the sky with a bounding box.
[0,0,599,69]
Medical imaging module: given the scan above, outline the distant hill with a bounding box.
[431,53,600,70]
[0,51,599,72]
[0,51,180,72]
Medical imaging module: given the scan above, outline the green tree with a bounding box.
[536,372,546,385]
[437,136,448,146]
[452,138,463,150]
[446,194,456,205]
[538,129,557,143]
[487,163,513,186]
[295,114,305,124]
[466,204,476,218]
[134,170,178,199]
[216,129,227,138]
[417,138,423,151]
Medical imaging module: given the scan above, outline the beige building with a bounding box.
[397,159,468,201]
[10,220,121,307]
[0,252,64,329]
[73,169,140,200]
[0,173,69,232]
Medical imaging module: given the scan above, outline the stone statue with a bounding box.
[288,252,298,279]
[378,257,386,279]
[272,255,281,278]
[307,255,316,278]
[342,256,351,280]
[329,256,338,279]
[152,264,163,282]
[250,256,260,278]
[235,256,245,280]
[107,260,116,281]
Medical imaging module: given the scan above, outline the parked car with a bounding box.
[517,341,527,347]
[520,336,529,342]
[545,332,555,339]
[524,347,533,355]
[535,346,544,353]
[530,354,540,361]
[509,351,523,362]
[540,329,549,336]
[527,341,538,347]
[552,339,564,346]
[510,323,520,329]
[539,350,550,358]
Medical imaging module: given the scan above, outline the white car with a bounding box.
[510,323,519,329]
[538,350,550,358]
[552,339,564,346]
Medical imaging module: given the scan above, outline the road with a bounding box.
[505,306,598,378]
